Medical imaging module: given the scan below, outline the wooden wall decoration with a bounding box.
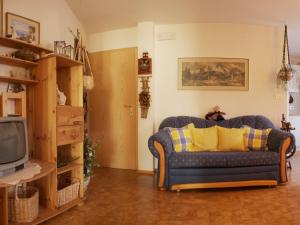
[138,52,152,75]
[139,77,151,118]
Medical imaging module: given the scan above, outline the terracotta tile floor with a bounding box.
[45,154,300,225]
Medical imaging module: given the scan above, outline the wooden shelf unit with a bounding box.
[31,54,84,222]
[0,76,38,85]
[0,160,56,189]
[0,37,53,55]
[0,51,84,225]
[0,56,38,68]
[41,54,82,69]
[0,91,27,117]
[9,198,83,225]
[57,163,82,175]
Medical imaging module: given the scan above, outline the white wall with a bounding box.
[88,27,137,53]
[87,23,288,171]
[154,23,286,129]
[137,22,155,171]
[289,116,300,147]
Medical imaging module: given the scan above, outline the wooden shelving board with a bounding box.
[56,55,82,69]
[10,198,83,225]
[0,76,38,85]
[57,163,82,175]
[40,54,82,69]
[0,160,56,188]
[0,56,38,68]
[0,37,53,54]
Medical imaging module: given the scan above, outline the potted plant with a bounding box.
[277,25,294,90]
[83,137,99,192]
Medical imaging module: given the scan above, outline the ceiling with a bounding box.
[66,0,300,57]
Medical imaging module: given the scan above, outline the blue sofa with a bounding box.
[148,115,295,191]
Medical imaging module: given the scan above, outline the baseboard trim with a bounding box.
[137,170,154,175]
[171,180,278,191]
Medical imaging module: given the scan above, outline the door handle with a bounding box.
[123,104,133,108]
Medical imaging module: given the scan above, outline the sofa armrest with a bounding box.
[268,129,292,183]
[148,130,174,159]
[268,129,293,153]
[148,130,174,190]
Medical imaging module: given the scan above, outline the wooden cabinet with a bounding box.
[30,55,84,224]
[56,105,84,146]
[0,39,83,225]
[57,125,84,146]
[56,106,84,126]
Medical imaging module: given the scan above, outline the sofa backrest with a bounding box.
[159,115,274,130]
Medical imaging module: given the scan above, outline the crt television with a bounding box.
[0,117,29,177]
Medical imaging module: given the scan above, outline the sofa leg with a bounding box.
[158,187,167,191]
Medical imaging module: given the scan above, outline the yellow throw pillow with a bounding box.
[217,126,247,151]
[187,125,218,151]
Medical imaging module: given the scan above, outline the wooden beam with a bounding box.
[171,180,278,191]
[280,137,291,183]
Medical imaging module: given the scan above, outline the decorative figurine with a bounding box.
[205,106,226,121]
[138,52,152,75]
[56,86,67,105]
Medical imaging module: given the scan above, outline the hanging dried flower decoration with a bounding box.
[139,77,151,119]
[277,25,293,90]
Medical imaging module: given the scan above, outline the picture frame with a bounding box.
[178,57,249,91]
[54,41,66,55]
[6,12,40,44]
[62,44,74,59]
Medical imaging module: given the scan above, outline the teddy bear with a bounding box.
[205,106,226,121]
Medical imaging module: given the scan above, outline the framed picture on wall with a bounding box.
[178,57,249,91]
[6,12,40,44]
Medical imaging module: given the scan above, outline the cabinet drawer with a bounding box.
[57,106,84,126]
[57,125,83,146]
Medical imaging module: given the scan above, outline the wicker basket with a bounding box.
[8,186,39,223]
[57,178,80,207]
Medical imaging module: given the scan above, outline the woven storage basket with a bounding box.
[8,186,39,223]
[57,178,80,207]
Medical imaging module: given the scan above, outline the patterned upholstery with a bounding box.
[148,129,174,158]
[165,127,193,152]
[169,151,280,169]
[159,115,274,130]
[148,115,296,188]
[157,115,295,155]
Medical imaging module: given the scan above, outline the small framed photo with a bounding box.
[6,12,40,44]
[54,41,66,55]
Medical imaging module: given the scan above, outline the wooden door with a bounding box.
[89,48,137,170]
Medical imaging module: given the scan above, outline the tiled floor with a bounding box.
[45,154,300,225]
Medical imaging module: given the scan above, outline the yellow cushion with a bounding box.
[217,126,247,151]
[187,124,218,151]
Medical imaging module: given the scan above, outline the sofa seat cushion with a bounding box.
[169,151,280,169]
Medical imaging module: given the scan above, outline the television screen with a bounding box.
[0,121,26,164]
